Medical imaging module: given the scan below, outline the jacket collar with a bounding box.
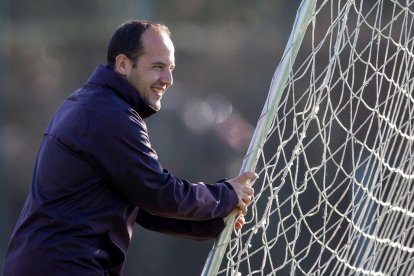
[87,64,157,119]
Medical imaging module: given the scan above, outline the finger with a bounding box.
[238,202,247,215]
[243,186,254,196]
[235,216,245,230]
[236,172,258,185]
[242,194,252,205]
[235,220,242,230]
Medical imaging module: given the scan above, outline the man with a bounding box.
[3,20,256,275]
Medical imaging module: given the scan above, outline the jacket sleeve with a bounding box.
[82,103,239,221]
[136,209,225,240]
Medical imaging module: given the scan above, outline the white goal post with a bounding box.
[203,0,414,275]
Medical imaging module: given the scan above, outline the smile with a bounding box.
[151,87,164,93]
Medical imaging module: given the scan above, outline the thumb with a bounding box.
[236,171,258,184]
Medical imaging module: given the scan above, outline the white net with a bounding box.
[214,0,414,275]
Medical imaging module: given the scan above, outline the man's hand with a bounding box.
[234,213,245,230]
[223,211,245,230]
[227,171,257,215]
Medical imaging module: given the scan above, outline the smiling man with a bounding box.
[3,20,256,276]
[113,23,175,111]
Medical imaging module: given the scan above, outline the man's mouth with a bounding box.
[151,87,165,96]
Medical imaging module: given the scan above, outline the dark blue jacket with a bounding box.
[3,65,238,275]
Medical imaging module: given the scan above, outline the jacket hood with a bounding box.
[87,65,157,119]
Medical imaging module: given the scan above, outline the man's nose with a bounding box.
[161,70,173,87]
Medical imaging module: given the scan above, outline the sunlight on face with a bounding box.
[126,28,175,111]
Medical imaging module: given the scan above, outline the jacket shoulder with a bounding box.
[45,84,150,153]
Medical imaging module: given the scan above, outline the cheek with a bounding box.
[141,72,157,85]
[146,71,161,83]
[129,69,159,91]
[130,73,146,89]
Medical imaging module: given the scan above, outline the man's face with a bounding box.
[126,29,175,111]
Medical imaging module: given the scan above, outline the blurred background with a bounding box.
[0,0,301,275]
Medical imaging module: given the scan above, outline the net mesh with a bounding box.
[218,0,414,275]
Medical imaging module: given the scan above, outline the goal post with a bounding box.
[203,0,414,275]
[201,0,317,275]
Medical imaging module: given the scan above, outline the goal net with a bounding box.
[203,0,414,275]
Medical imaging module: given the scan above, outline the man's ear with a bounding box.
[114,54,132,77]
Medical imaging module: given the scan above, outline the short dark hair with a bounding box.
[106,20,170,69]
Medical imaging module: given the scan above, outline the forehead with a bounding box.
[140,28,175,64]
